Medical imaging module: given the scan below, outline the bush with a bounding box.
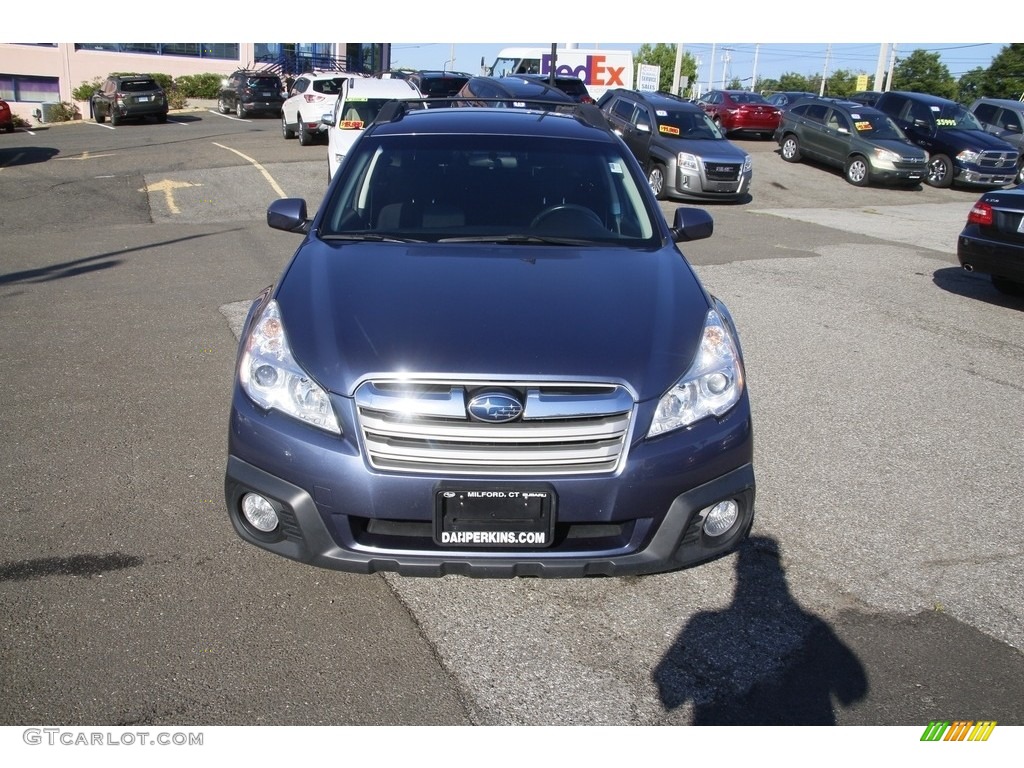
[35,101,80,122]
[173,72,224,100]
[72,78,103,102]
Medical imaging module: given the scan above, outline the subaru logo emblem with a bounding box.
[467,392,523,423]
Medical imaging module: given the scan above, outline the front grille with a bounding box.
[704,162,741,181]
[355,380,635,476]
[978,151,1020,172]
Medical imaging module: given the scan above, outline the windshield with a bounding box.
[849,112,907,140]
[933,103,984,131]
[654,109,723,139]
[492,56,533,77]
[319,133,658,244]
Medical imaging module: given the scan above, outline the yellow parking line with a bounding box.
[212,142,287,199]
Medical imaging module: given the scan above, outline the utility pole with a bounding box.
[884,44,898,92]
[751,43,760,92]
[722,48,732,88]
[874,44,889,91]
[819,44,831,96]
[708,43,716,95]
[672,43,685,96]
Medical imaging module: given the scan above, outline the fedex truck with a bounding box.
[489,47,634,101]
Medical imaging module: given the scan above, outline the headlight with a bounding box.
[871,147,901,166]
[957,149,980,165]
[677,152,700,172]
[741,154,752,173]
[238,300,341,434]
[648,309,744,437]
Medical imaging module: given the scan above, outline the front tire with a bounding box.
[298,115,312,146]
[218,96,230,115]
[780,135,801,162]
[110,110,120,127]
[647,163,667,200]
[282,114,295,139]
[236,102,247,119]
[844,156,870,186]
[926,154,954,188]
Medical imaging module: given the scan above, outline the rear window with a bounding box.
[120,79,159,92]
[420,77,469,97]
[247,77,281,89]
[554,79,588,97]
[313,78,345,95]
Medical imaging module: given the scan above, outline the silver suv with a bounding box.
[968,98,1024,185]
[599,89,752,202]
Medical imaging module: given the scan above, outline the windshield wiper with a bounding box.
[437,234,594,246]
[320,233,427,243]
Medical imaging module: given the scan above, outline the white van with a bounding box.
[489,47,634,102]
[323,77,421,180]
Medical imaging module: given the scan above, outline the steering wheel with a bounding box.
[529,204,605,231]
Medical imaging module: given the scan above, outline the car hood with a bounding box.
[872,138,928,159]
[938,129,1018,153]
[273,240,712,402]
[662,138,748,161]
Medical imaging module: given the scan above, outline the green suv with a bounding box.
[774,97,928,187]
[91,74,168,125]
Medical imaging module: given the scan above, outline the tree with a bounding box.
[777,72,816,92]
[634,43,697,95]
[983,43,1024,100]
[956,67,988,104]
[892,49,956,98]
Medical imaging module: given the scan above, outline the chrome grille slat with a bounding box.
[355,381,635,475]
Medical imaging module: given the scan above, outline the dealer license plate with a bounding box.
[435,488,555,548]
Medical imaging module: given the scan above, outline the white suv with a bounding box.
[323,77,422,180]
[281,72,350,146]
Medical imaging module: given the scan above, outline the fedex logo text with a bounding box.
[541,55,626,87]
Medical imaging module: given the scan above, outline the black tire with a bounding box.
[298,115,312,146]
[992,276,1024,296]
[282,114,295,139]
[647,163,667,200]
[780,134,801,162]
[1015,162,1024,186]
[236,102,247,119]
[110,110,120,127]
[218,96,230,115]
[156,113,167,123]
[844,155,870,186]
[94,103,106,124]
[926,153,954,188]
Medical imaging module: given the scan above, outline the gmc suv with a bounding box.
[600,89,752,201]
[873,91,1019,188]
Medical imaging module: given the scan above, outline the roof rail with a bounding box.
[374,97,610,130]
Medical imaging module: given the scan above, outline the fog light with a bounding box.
[703,500,739,537]
[242,493,279,533]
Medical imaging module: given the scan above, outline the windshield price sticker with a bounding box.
[340,120,364,129]
[435,488,555,548]
[659,125,681,136]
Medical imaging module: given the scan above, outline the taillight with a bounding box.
[967,202,994,226]
[114,92,124,103]
[302,94,324,103]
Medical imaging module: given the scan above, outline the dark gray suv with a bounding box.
[600,89,752,201]
[774,97,928,186]
[91,74,167,125]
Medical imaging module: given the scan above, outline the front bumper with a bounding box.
[670,163,751,201]
[224,389,756,578]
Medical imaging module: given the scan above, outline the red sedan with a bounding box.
[698,90,781,139]
[0,99,15,133]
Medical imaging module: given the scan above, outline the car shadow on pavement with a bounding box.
[0,146,59,168]
[0,553,144,582]
[652,535,868,724]
[932,266,1024,310]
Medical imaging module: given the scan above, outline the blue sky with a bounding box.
[389,42,1009,88]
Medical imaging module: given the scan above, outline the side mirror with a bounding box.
[321,112,333,127]
[671,207,714,243]
[267,198,310,234]
[635,121,651,134]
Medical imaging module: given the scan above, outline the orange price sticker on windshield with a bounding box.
[659,125,680,136]
[340,120,364,129]
[854,121,871,131]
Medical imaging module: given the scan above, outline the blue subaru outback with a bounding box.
[224,100,756,577]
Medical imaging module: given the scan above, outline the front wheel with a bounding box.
[844,156,870,186]
[110,110,120,127]
[780,135,801,162]
[282,114,295,139]
[647,163,667,200]
[926,154,954,188]
[236,102,247,119]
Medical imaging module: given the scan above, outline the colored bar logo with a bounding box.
[921,721,997,741]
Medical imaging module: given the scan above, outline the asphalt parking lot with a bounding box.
[1,105,1022,730]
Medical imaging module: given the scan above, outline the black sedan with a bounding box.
[957,185,1024,295]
